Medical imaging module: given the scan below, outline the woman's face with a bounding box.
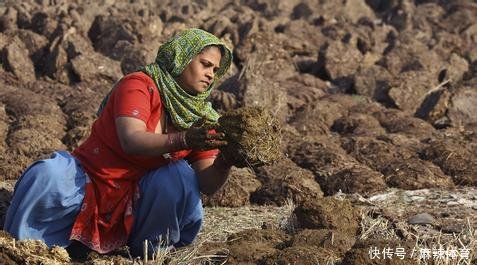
[176,46,222,96]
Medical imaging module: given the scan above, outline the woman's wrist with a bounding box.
[214,152,233,171]
[166,132,187,151]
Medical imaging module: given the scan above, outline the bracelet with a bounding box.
[180,131,187,149]
[167,132,187,151]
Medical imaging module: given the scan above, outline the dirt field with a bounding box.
[0,0,476,264]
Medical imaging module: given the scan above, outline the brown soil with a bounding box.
[216,228,290,264]
[202,166,261,207]
[294,197,360,236]
[291,229,355,256]
[421,137,477,185]
[288,136,387,196]
[0,186,11,230]
[261,246,340,265]
[341,136,455,189]
[1,0,477,264]
[331,112,387,137]
[251,158,323,206]
[0,230,71,264]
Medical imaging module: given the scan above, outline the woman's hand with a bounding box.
[184,126,227,151]
[193,152,233,195]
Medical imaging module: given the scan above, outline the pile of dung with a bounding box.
[218,106,282,168]
[0,231,70,265]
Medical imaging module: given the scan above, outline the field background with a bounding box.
[0,0,476,264]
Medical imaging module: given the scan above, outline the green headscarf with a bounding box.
[97,28,232,130]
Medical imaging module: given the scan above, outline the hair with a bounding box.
[201,44,225,57]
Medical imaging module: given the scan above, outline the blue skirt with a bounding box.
[4,151,203,256]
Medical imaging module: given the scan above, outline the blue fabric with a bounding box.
[4,152,203,256]
[4,151,86,247]
[128,159,203,256]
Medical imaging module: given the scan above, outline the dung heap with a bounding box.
[218,106,282,168]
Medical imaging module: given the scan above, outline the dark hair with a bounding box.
[202,44,225,57]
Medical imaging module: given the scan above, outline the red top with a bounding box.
[71,72,218,253]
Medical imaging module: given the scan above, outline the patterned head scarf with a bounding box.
[97,28,232,130]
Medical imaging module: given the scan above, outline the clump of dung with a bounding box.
[0,230,71,264]
[218,106,282,168]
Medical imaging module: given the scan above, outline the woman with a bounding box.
[4,28,234,257]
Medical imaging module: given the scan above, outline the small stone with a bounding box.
[441,224,463,234]
[407,213,435,225]
[410,196,426,202]
[447,201,460,206]
[368,191,396,202]
[439,212,450,218]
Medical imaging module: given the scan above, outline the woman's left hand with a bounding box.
[184,126,227,151]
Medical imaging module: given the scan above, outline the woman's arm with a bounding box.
[117,114,231,194]
[116,116,181,156]
[116,116,226,157]
[192,154,232,195]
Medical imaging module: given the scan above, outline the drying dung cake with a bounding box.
[218,106,282,168]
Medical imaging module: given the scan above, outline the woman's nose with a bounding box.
[205,69,214,80]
